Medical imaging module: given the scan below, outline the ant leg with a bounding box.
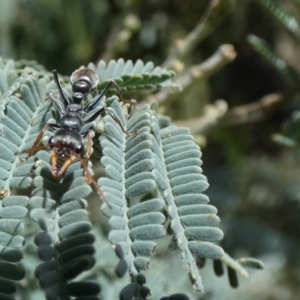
[52,70,70,107]
[18,123,60,158]
[50,150,58,177]
[108,80,136,105]
[48,92,66,115]
[81,130,94,165]
[84,107,137,136]
[84,80,136,113]
[103,107,137,136]
[50,151,76,179]
[81,130,94,181]
[72,152,111,208]
[84,80,114,112]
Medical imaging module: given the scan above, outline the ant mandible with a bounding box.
[19,67,137,205]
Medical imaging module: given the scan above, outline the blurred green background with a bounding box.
[2,0,300,299]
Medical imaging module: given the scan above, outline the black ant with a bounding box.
[18,67,137,205]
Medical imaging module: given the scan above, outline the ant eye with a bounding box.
[75,143,83,154]
[73,81,90,95]
[48,136,54,147]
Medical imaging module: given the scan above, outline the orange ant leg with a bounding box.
[72,152,110,208]
[16,144,48,157]
[83,130,94,165]
[104,107,138,136]
[109,80,137,105]
[18,123,60,159]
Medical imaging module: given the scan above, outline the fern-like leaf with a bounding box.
[159,126,224,292]
[247,34,300,84]
[0,58,226,296]
[0,60,102,299]
[0,74,53,194]
[99,100,224,292]
[88,58,178,92]
[0,59,49,297]
[99,98,166,278]
[256,0,300,41]
[0,196,27,298]
[31,150,101,299]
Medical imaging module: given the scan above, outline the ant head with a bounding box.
[70,67,99,103]
[72,81,89,103]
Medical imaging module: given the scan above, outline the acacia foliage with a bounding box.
[0,57,224,299]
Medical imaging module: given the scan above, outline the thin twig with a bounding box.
[174,100,229,134]
[174,93,283,134]
[179,44,236,86]
[139,44,236,107]
[217,93,283,126]
[163,0,235,69]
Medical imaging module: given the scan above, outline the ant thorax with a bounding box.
[66,104,82,114]
[61,104,84,130]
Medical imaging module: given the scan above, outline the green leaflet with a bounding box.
[67,282,101,298]
[211,251,265,287]
[247,34,300,84]
[159,126,224,291]
[0,77,51,193]
[237,257,265,269]
[99,100,168,277]
[0,198,27,272]
[256,0,300,41]
[31,151,99,298]
[0,58,102,299]
[0,246,23,262]
[212,251,264,289]
[0,58,48,297]
[88,58,179,92]
[0,262,25,280]
[99,100,224,292]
